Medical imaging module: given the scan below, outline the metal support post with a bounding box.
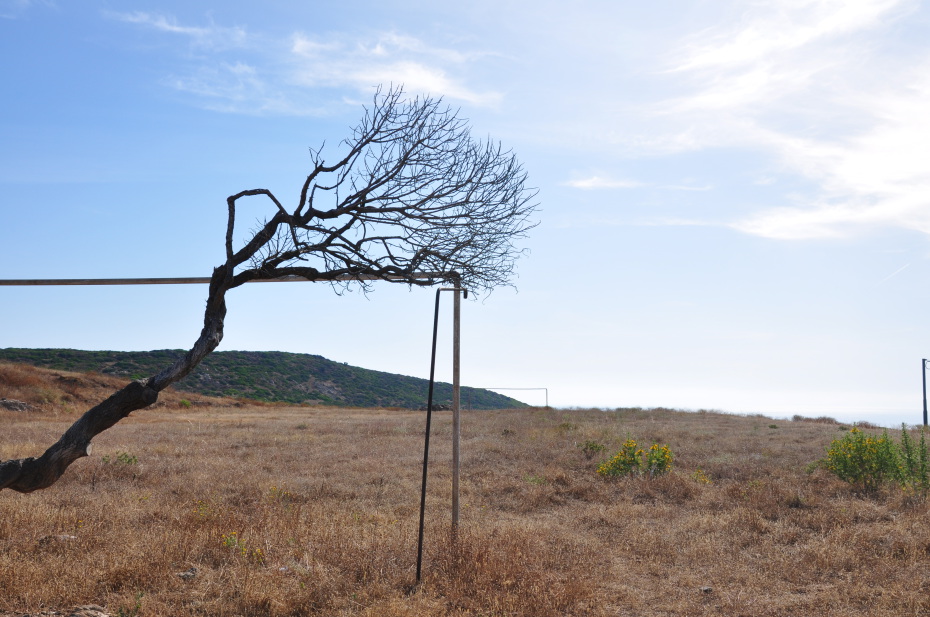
[452,274,462,532]
[415,283,467,585]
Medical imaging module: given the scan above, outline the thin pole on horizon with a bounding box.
[920,358,927,426]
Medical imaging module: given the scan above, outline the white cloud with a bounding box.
[731,204,867,239]
[660,0,914,130]
[731,56,930,239]
[289,33,501,107]
[563,175,642,190]
[671,0,907,74]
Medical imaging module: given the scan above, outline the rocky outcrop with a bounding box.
[0,398,30,412]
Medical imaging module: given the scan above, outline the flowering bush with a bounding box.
[643,443,674,478]
[221,531,265,564]
[597,439,641,477]
[825,427,902,492]
[597,439,673,478]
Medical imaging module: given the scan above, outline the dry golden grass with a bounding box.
[2,364,930,616]
[0,363,237,415]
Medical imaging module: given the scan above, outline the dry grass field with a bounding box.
[2,363,930,616]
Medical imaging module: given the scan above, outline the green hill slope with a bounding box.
[0,348,526,410]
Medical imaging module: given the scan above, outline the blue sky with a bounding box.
[3,0,930,425]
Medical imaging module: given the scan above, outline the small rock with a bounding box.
[699,586,713,594]
[37,534,77,548]
[176,566,198,581]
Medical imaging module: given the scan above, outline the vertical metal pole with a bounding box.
[920,358,927,426]
[416,289,443,584]
[452,277,462,532]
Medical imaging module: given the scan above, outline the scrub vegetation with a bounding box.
[2,364,930,616]
[0,349,524,409]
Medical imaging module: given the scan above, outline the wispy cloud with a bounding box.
[109,11,248,50]
[663,184,713,192]
[165,62,325,116]
[643,217,719,228]
[550,215,722,230]
[289,33,501,107]
[670,0,906,75]
[107,12,308,115]
[1,0,52,19]
[108,13,501,113]
[731,58,930,239]
[658,0,915,139]
[563,175,642,190]
[563,175,712,198]
[653,0,930,240]
[879,263,910,283]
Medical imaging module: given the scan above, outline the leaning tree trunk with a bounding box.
[0,265,231,493]
[0,382,159,492]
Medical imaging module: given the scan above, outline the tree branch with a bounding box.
[0,84,537,493]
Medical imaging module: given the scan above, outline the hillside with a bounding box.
[0,348,526,410]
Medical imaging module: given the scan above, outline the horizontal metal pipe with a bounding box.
[0,273,442,286]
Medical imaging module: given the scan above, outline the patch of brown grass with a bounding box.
[0,362,238,418]
[2,387,930,615]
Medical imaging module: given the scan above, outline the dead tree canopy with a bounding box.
[0,86,538,493]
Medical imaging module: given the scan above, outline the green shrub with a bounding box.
[116,591,144,617]
[825,427,906,492]
[899,425,930,494]
[691,468,712,484]
[578,440,606,460]
[102,451,138,466]
[597,439,673,478]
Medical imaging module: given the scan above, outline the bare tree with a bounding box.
[0,86,537,493]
